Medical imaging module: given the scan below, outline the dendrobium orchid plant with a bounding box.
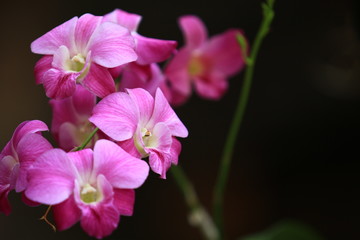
[0,5,259,239]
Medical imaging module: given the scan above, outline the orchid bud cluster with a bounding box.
[0,8,245,239]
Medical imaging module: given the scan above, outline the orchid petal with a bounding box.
[0,185,11,215]
[25,149,77,205]
[31,17,77,55]
[93,140,149,189]
[126,88,154,125]
[113,189,135,216]
[149,88,188,138]
[103,9,142,32]
[72,85,96,116]
[118,139,142,159]
[67,149,94,186]
[34,56,53,84]
[135,34,177,65]
[42,68,78,99]
[179,15,208,48]
[15,134,52,192]
[79,175,119,239]
[74,14,102,55]
[88,22,137,68]
[193,71,227,99]
[203,29,245,75]
[53,195,82,231]
[81,63,115,98]
[11,120,49,148]
[90,92,138,141]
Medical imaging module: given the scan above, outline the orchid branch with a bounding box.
[74,127,99,151]
[212,0,276,237]
[171,166,219,240]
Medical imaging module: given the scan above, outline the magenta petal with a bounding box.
[135,34,177,65]
[149,88,188,138]
[25,149,77,205]
[11,120,49,148]
[126,88,154,125]
[80,176,119,239]
[117,139,142,158]
[164,48,192,96]
[75,14,102,54]
[0,185,11,215]
[179,15,208,49]
[21,192,40,207]
[43,68,78,99]
[72,85,96,116]
[90,92,138,141]
[34,56,53,84]
[67,149,94,183]
[88,22,137,68]
[203,29,245,75]
[113,189,135,216]
[148,151,171,179]
[81,63,115,98]
[31,17,77,55]
[103,9,142,32]
[93,140,149,189]
[193,71,227,99]
[15,134,52,192]
[53,195,82,231]
[146,122,172,153]
[169,137,182,165]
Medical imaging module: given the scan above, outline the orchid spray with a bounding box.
[0,1,276,239]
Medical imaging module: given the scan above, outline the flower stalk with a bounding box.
[212,0,276,238]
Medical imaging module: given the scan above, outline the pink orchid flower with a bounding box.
[32,13,137,99]
[50,85,104,151]
[0,120,52,215]
[25,139,149,239]
[89,88,188,178]
[165,15,246,105]
[103,9,177,65]
[118,62,165,97]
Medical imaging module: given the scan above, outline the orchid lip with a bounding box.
[80,183,102,204]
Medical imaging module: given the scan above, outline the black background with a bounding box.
[0,0,359,239]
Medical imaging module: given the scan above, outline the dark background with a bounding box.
[0,0,359,239]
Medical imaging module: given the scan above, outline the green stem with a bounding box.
[74,127,99,151]
[171,166,219,240]
[212,0,275,238]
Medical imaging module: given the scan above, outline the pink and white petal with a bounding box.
[43,69,78,99]
[79,175,119,239]
[193,71,228,100]
[126,88,154,125]
[50,100,79,143]
[164,48,192,96]
[149,88,188,138]
[25,149,77,205]
[31,17,77,55]
[179,15,208,49]
[34,56,53,84]
[0,156,17,186]
[81,63,115,98]
[0,185,11,215]
[67,149,94,185]
[203,29,245,76]
[118,139,142,158]
[53,194,82,231]
[148,151,171,179]
[21,192,40,207]
[15,134,52,192]
[146,122,172,153]
[11,120,49,148]
[88,22,137,68]
[72,85,96,116]
[113,189,134,216]
[89,92,138,141]
[74,14,102,55]
[135,34,177,65]
[52,45,71,70]
[103,9,142,32]
[169,137,182,165]
[93,140,149,189]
